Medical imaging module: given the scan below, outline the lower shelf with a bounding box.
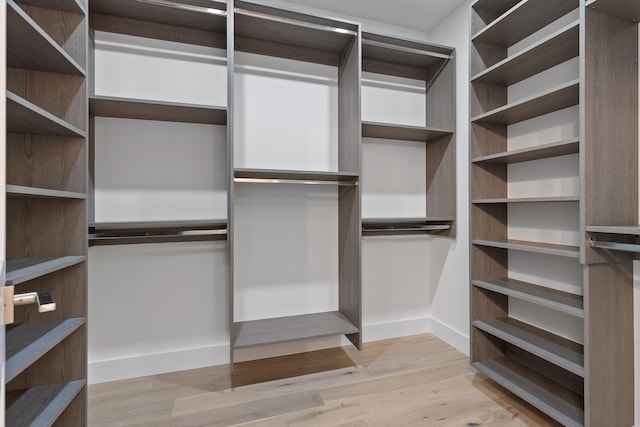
[473,358,583,427]
[6,380,85,426]
[233,311,359,349]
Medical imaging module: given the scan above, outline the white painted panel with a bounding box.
[361,72,426,126]
[234,53,338,172]
[508,202,580,246]
[93,117,227,222]
[94,31,227,106]
[362,138,426,218]
[509,252,583,296]
[508,106,579,151]
[510,299,584,344]
[508,9,580,56]
[233,184,338,321]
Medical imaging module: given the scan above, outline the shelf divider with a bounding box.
[6,380,85,426]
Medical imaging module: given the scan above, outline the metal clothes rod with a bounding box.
[90,229,228,239]
[234,177,357,186]
[362,39,452,60]
[135,0,227,16]
[234,8,357,37]
[590,239,640,253]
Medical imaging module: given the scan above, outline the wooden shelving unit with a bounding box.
[360,32,456,237]
[4,0,88,423]
[470,0,638,425]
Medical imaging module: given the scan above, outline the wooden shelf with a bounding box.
[472,239,580,258]
[90,220,227,232]
[472,21,579,85]
[587,0,640,22]
[234,311,359,349]
[362,121,453,142]
[89,220,228,246]
[6,184,86,200]
[586,225,640,235]
[472,0,578,47]
[473,358,583,427]
[6,256,86,286]
[6,318,86,382]
[473,278,583,318]
[6,380,85,426]
[472,80,580,125]
[17,0,86,15]
[362,217,453,235]
[7,91,87,137]
[472,138,580,164]
[472,196,579,204]
[234,169,359,185]
[89,96,227,125]
[473,317,584,377]
[7,0,86,75]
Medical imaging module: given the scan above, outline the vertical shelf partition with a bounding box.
[5,0,89,424]
[229,1,362,364]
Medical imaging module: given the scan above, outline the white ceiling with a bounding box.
[282,0,467,33]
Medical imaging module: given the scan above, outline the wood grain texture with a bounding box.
[6,380,85,426]
[6,91,86,137]
[426,56,455,131]
[470,41,507,77]
[234,168,357,182]
[18,0,85,15]
[470,81,506,119]
[472,239,580,258]
[361,58,426,81]
[6,184,85,199]
[235,35,339,67]
[472,138,579,164]
[361,121,452,142]
[5,256,85,286]
[426,134,456,224]
[471,0,520,35]
[588,0,640,21]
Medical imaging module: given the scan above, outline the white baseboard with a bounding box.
[88,316,469,384]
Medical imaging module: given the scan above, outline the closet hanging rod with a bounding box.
[364,225,451,232]
[234,177,357,186]
[234,8,358,37]
[589,238,640,253]
[135,0,227,16]
[90,229,227,238]
[363,39,452,60]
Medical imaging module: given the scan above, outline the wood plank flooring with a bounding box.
[88,334,560,426]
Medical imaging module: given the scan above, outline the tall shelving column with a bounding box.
[5,0,88,424]
[360,32,456,237]
[229,1,361,366]
[469,0,584,425]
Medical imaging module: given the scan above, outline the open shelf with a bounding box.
[362,218,453,235]
[472,80,580,125]
[586,225,640,235]
[587,0,640,22]
[362,121,453,142]
[17,0,86,15]
[7,0,86,75]
[233,311,359,349]
[234,168,359,186]
[473,317,584,377]
[473,358,583,427]
[7,91,87,137]
[6,318,86,382]
[473,278,583,318]
[6,380,85,426]
[472,239,580,258]
[472,21,579,85]
[6,184,86,200]
[472,138,580,164]
[472,196,579,204]
[472,0,578,47]
[6,256,86,286]
[89,220,228,246]
[89,95,227,125]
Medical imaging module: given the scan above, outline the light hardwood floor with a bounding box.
[88,334,559,426]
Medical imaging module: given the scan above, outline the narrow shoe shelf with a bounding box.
[6,256,86,286]
[234,311,359,349]
[6,184,86,200]
[89,220,228,246]
[7,0,86,75]
[234,169,359,186]
[471,80,580,125]
[587,0,640,21]
[472,196,579,204]
[90,95,227,125]
[471,21,579,85]
[472,0,578,46]
[6,318,86,382]
[472,239,580,258]
[473,317,584,377]
[361,121,453,142]
[17,0,86,15]
[472,278,584,318]
[471,138,579,164]
[6,380,85,426]
[473,358,584,427]
[7,91,87,137]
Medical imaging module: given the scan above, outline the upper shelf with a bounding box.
[586,225,640,235]
[472,21,579,86]
[362,121,453,142]
[472,138,579,164]
[7,91,87,138]
[6,256,86,286]
[234,168,359,186]
[90,96,227,125]
[472,80,579,125]
[17,0,86,15]
[7,0,86,75]
[472,0,578,47]
[587,0,640,22]
[89,0,227,33]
